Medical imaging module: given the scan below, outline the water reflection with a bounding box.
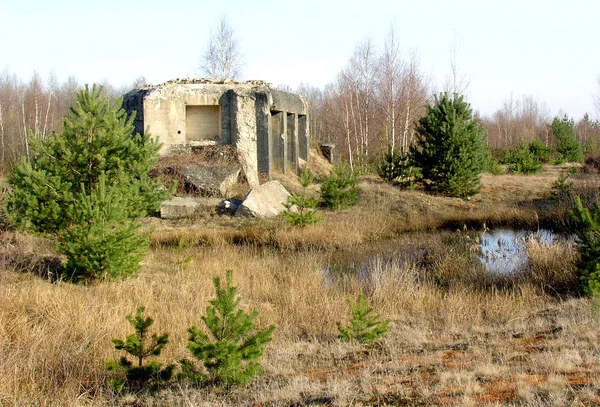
[477,229,561,274]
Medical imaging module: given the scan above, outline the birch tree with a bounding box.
[200,15,244,80]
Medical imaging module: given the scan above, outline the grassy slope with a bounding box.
[1,166,600,406]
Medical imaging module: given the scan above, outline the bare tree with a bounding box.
[200,15,243,80]
[443,40,470,97]
[377,25,404,152]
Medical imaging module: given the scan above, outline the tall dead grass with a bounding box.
[0,231,583,406]
[1,165,597,405]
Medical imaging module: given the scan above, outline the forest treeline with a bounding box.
[297,30,600,170]
[1,26,599,173]
[0,69,144,172]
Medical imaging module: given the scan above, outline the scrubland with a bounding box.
[1,166,600,406]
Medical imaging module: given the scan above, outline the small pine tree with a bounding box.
[105,307,174,392]
[528,140,554,163]
[376,146,412,184]
[282,166,322,226]
[571,197,600,295]
[410,93,488,197]
[553,114,583,163]
[320,163,360,210]
[502,142,543,174]
[337,294,389,344]
[7,85,169,282]
[187,270,275,386]
[59,174,148,282]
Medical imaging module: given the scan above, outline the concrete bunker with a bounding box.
[122,78,309,188]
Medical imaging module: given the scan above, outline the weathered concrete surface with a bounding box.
[234,181,291,218]
[181,165,241,197]
[160,197,220,219]
[231,91,260,188]
[122,78,310,186]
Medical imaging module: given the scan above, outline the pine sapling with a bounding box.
[320,163,360,210]
[105,307,174,391]
[282,166,322,226]
[187,269,275,386]
[376,146,411,184]
[337,294,389,344]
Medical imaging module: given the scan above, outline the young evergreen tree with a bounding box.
[7,85,168,281]
[376,146,412,184]
[552,114,583,163]
[320,163,360,209]
[410,93,488,197]
[337,294,389,344]
[282,166,322,226]
[105,307,174,392]
[187,270,275,386]
[571,197,600,295]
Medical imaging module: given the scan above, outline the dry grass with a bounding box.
[1,165,600,406]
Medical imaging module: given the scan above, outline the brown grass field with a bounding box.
[1,166,600,406]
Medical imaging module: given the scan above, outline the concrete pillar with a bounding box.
[286,113,298,173]
[298,114,309,164]
[231,92,259,188]
[270,111,285,172]
[256,93,271,179]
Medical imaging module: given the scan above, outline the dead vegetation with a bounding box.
[1,165,600,406]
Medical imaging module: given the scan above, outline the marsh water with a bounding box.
[323,228,570,281]
[477,229,565,274]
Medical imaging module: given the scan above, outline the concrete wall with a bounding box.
[122,79,309,185]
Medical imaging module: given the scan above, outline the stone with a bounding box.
[160,197,220,219]
[182,165,241,197]
[218,198,243,215]
[234,181,291,218]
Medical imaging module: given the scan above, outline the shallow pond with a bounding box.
[477,229,566,274]
[323,229,571,282]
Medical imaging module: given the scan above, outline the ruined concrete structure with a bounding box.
[123,78,309,187]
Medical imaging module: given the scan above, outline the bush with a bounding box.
[571,197,600,295]
[376,146,414,183]
[320,163,360,209]
[337,294,389,344]
[528,139,554,163]
[502,143,542,174]
[187,270,275,386]
[282,166,322,226]
[410,93,488,197]
[553,114,583,163]
[7,85,168,282]
[105,307,174,392]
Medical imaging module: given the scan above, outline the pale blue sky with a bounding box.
[2,0,598,119]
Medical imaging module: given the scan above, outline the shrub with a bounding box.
[410,93,488,197]
[7,85,168,282]
[337,294,389,344]
[187,270,275,386]
[105,307,174,392]
[571,197,600,295]
[551,171,574,202]
[482,148,504,175]
[552,114,583,163]
[502,143,542,174]
[282,166,322,226]
[320,163,360,209]
[528,139,554,163]
[376,146,413,183]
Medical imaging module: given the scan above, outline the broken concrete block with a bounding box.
[218,198,243,215]
[160,197,205,219]
[182,165,241,197]
[234,181,291,218]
